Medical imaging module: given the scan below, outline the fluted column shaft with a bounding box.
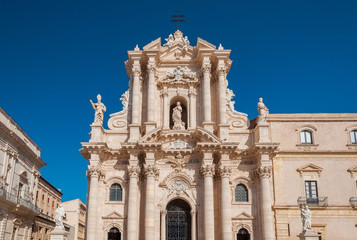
[191,210,197,240]
[201,164,215,240]
[127,166,140,240]
[85,166,101,240]
[131,64,141,124]
[160,210,167,240]
[162,88,169,129]
[202,62,212,122]
[147,63,156,122]
[217,67,227,124]
[144,165,158,240]
[188,87,196,128]
[219,166,232,240]
[256,166,274,240]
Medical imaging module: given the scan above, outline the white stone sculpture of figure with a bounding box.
[257,97,269,124]
[183,36,190,51]
[54,205,66,230]
[300,205,312,231]
[172,102,185,130]
[164,34,174,47]
[90,94,106,125]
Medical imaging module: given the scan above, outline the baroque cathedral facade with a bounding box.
[81,31,357,240]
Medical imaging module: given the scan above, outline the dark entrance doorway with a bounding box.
[108,227,121,240]
[237,228,250,240]
[166,199,191,240]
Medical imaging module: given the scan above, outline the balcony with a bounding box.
[298,196,328,207]
[349,197,357,208]
[0,186,40,214]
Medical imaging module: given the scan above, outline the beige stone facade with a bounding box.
[32,176,63,240]
[80,31,357,240]
[0,107,45,239]
[62,198,86,240]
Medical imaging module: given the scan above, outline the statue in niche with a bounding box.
[300,205,312,231]
[172,102,185,130]
[90,94,106,125]
[257,97,269,124]
[54,205,66,229]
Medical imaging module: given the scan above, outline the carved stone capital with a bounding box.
[217,166,232,178]
[188,88,197,97]
[143,164,159,178]
[201,63,211,73]
[128,165,141,178]
[161,210,167,215]
[190,210,196,215]
[86,165,102,178]
[200,164,215,177]
[147,63,156,74]
[160,88,168,97]
[216,66,227,77]
[132,66,141,77]
[254,166,272,179]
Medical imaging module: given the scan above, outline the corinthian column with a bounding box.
[200,164,215,240]
[190,210,197,240]
[255,166,275,240]
[160,210,167,240]
[188,87,197,129]
[216,66,227,125]
[127,165,141,240]
[161,87,169,130]
[201,61,212,124]
[85,165,102,240]
[147,62,156,122]
[218,166,232,240]
[131,64,141,125]
[144,164,159,240]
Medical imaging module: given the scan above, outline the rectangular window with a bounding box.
[300,131,312,144]
[305,181,318,205]
[17,183,23,198]
[351,131,357,144]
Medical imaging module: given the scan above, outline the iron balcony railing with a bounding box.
[0,186,40,214]
[349,197,357,208]
[298,196,328,207]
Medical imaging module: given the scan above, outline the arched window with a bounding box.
[351,130,357,144]
[108,227,121,240]
[300,130,313,144]
[235,184,248,202]
[237,228,250,240]
[109,184,122,201]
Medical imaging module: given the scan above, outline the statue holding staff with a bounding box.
[90,94,106,125]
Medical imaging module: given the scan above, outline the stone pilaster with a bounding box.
[160,210,167,240]
[85,165,102,240]
[216,65,229,140]
[255,166,275,240]
[127,165,141,240]
[145,61,157,133]
[188,87,197,129]
[144,164,159,240]
[200,164,215,240]
[201,60,214,131]
[190,210,197,240]
[161,88,169,130]
[218,166,232,240]
[129,63,141,142]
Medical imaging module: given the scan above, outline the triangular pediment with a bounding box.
[348,165,357,173]
[232,212,254,220]
[297,164,323,174]
[143,38,161,51]
[159,45,195,62]
[102,211,124,219]
[196,37,216,50]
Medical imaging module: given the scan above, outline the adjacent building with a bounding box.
[62,198,86,240]
[80,30,357,240]
[0,107,45,239]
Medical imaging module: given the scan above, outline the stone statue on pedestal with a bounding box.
[54,205,66,230]
[172,102,185,130]
[300,205,312,231]
[257,97,269,124]
[90,94,106,126]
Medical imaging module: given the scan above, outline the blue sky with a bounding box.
[1,0,356,203]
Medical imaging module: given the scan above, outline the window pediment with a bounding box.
[347,165,357,174]
[297,164,323,176]
[102,211,124,220]
[232,212,254,220]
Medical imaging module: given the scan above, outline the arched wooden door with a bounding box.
[237,228,250,240]
[166,199,191,240]
[108,227,121,240]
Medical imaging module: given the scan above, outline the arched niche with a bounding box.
[166,199,191,240]
[169,96,188,129]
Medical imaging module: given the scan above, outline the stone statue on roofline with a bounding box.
[257,97,269,124]
[90,94,106,126]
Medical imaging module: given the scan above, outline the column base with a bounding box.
[202,122,215,132]
[298,229,320,240]
[254,123,270,143]
[217,124,230,141]
[128,124,141,142]
[145,122,157,134]
[50,228,69,240]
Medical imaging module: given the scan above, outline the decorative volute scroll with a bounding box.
[254,166,272,179]
[86,165,103,178]
[108,90,130,130]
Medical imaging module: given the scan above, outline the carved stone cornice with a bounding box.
[217,166,232,178]
[254,166,272,179]
[200,164,215,177]
[86,165,103,178]
[143,164,159,178]
[128,165,141,178]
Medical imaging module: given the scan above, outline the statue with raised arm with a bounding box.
[257,97,269,124]
[54,205,66,230]
[300,205,312,231]
[172,102,185,130]
[90,94,106,126]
